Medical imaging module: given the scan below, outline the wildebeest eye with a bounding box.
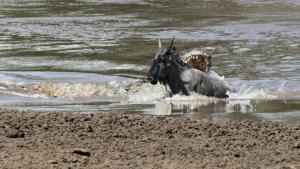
[161,57,167,63]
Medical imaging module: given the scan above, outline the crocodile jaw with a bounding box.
[178,49,211,73]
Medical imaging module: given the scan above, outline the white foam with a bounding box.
[128,83,168,103]
[0,89,48,99]
[164,92,218,102]
[0,71,138,100]
[0,81,137,100]
[21,78,140,100]
[228,83,276,99]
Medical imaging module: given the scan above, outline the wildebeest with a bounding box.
[147,38,234,98]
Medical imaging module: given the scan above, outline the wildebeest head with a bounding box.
[147,38,177,85]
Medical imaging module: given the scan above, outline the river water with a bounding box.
[0,0,300,123]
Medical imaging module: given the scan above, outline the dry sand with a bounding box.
[0,108,299,169]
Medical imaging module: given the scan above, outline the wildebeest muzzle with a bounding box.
[147,56,161,84]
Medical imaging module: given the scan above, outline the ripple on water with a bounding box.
[0,15,149,52]
[0,57,146,73]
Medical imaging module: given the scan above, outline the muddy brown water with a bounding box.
[0,0,300,123]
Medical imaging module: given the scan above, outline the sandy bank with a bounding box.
[0,108,299,169]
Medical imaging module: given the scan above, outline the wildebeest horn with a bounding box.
[168,37,175,50]
[158,39,161,49]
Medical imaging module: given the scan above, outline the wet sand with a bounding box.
[0,108,299,169]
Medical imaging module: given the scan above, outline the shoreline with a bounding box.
[0,108,299,168]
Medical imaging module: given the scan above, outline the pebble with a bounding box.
[48,160,58,164]
[85,125,93,132]
[234,153,241,158]
[72,148,91,156]
[6,130,25,138]
[293,143,300,149]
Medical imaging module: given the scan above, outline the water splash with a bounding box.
[128,83,169,103]
[0,70,298,117]
[128,72,284,115]
[228,83,277,100]
[18,80,143,100]
[0,71,139,100]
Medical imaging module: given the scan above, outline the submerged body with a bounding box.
[181,69,232,98]
[156,57,232,98]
